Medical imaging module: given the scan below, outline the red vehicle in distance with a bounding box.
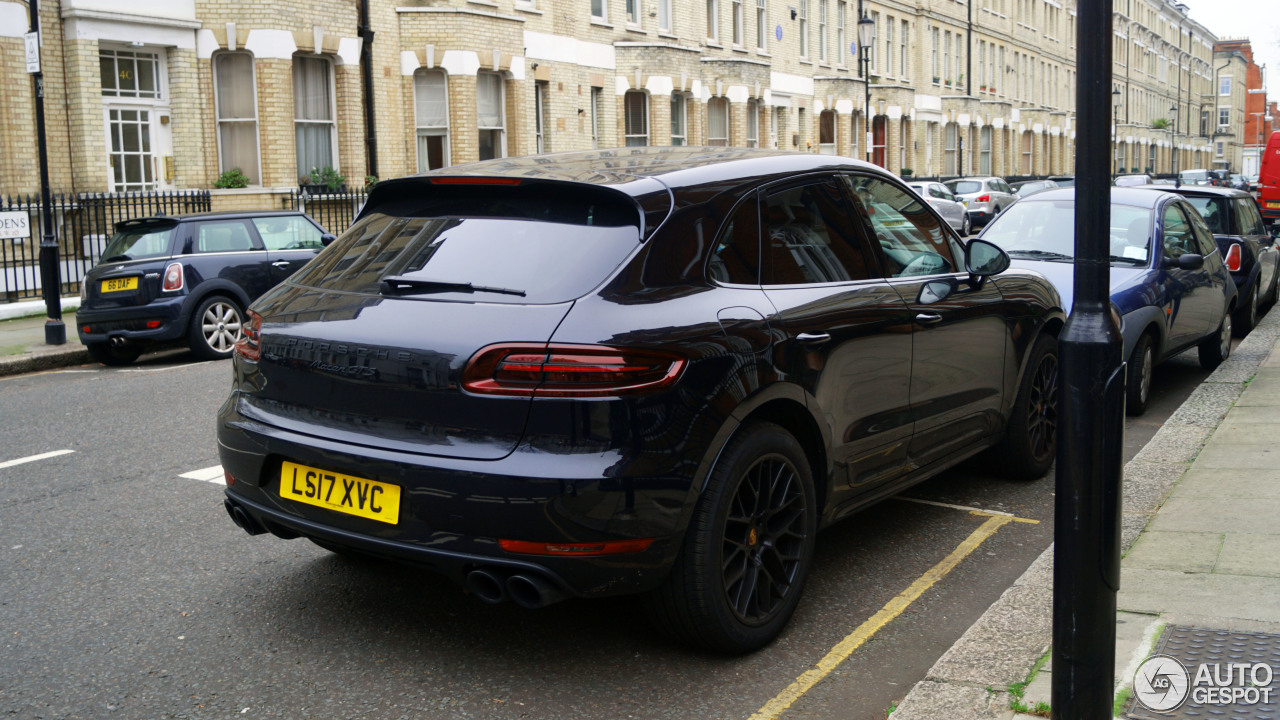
[1261,131,1280,225]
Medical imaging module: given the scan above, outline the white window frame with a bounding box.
[1218,106,1230,128]
[627,0,640,25]
[99,48,165,101]
[671,93,687,146]
[591,87,603,148]
[1216,141,1224,156]
[747,98,759,147]
[708,0,720,42]
[756,0,768,50]
[292,54,339,181]
[659,0,673,31]
[476,70,507,160]
[212,51,262,186]
[799,0,809,58]
[535,80,548,153]
[624,90,649,146]
[413,68,450,172]
[837,2,846,67]
[899,19,907,77]
[818,0,827,62]
[732,0,744,45]
[818,109,836,154]
[1219,76,1231,96]
[591,0,608,22]
[708,97,730,146]
[884,15,893,76]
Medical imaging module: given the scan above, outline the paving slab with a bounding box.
[1234,374,1280,405]
[1215,533,1280,578]
[1190,442,1280,469]
[1118,568,1280,621]
[1145,497,1280,534]
[1171,467,1280,499]
[1123,531,1223,573]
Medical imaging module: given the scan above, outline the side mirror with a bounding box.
[965,238,1011,277]
[1163,253,1204,270]
[321,233,337,247]
[918,279,956,305]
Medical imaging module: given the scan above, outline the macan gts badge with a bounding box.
[218,148,1066,653]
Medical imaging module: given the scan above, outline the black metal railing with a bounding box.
[289,187,368,236]
[1,190,210,303]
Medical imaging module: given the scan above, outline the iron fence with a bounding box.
[1,190,210,303]
[290,187,368,236]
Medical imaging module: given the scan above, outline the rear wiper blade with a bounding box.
[379,275,526,297]
[103,254,131,262]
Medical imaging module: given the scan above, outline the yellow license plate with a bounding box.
[1267,202,1280,209]
[279,461,400,524]
[101,277,138,293]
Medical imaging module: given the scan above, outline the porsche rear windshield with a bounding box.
[288,185,642,304]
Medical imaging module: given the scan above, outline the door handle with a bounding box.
[915,312,943,325]
[796,332,831,345]
[272,261,291,268]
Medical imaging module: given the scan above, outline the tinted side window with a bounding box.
[1236,198,1267,236]
[762,181,871,285]
[709,195,760,284]
[1162,204,1199,258]
[844,175,958,277]
[254,216,324,251]
[1186,208,1218,256]
[194,220,259,253]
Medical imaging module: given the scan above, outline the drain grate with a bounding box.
[1126,625,1280,719]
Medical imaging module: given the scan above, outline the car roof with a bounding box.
[1013,186,1173,209]
[382,147,886,198]
[119,210,310,225]
[1131,184,1251,198]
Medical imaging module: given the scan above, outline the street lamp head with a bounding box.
[858,14,876,47]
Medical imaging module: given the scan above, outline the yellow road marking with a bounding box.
[896,496,1040,524]
[747,514,1015,720]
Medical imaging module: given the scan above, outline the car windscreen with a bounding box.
[982,200,1153,264]
[952,181,983,194]
[1182,196,1230,234]
[100,223,176,263]
[287,189,641,304]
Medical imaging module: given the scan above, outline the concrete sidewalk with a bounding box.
[0,299,90,376]
[891,307,1280,719]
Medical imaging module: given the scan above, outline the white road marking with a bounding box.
[895,496,1016,517]
[0,449,75,470]
[180,465,225,484]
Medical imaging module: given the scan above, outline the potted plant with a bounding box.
[945,78,952,87]
[301,166,347,193]
[1151,118,1171,130]
[933,75,941,84]
[213,168,250,189]
[901,168,914,177]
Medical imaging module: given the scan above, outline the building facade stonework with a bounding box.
[0,0,1253,208]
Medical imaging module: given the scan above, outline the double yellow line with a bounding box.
[749,509,1037,720]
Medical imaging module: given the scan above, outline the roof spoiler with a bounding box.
[113,215,175,231]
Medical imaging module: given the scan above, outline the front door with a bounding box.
[842,173,1009,470]
[1160,201,1221,348]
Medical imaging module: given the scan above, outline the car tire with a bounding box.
[1234,283,1259,337]
[995,332,1059,480]
[646,421,817,654]
[961,213,971,237]
[188,296,244,361]
[1198,311,1233,370]
[1125,333,1154,417]
[85,341,142,367]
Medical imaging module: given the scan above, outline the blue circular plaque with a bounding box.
[851,42,857,56]
[776,24,783,41]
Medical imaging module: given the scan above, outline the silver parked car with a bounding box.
[907,181,971,236]
[1012,179,1060,197]
[945,176,1017,229]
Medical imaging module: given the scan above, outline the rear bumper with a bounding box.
[75,296,189,345]
[966,208,996,226]
[217,393,691,598]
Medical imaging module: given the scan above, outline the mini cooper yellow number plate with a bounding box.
[101,277,138,293]
[279,461,400,524]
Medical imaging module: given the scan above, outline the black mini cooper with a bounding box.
[218,149,1065,652]
[76,211,332,365]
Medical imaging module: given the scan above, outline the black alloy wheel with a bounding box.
[721,455,809,626]
[646,421,817,653]
[995,333,1059,480]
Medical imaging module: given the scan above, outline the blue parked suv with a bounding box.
[76,211,332,365]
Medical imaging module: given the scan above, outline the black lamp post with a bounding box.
[859,11,876,164]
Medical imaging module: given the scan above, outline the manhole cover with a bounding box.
[1126,625,1279,719]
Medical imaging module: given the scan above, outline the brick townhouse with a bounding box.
[0,0,1247,211]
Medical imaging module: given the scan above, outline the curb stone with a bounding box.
[889,305,1280,720]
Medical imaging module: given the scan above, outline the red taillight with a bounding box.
[1226,243,1243,272]
[145,320,162,329]
[81,325,92,334]
[224,471,235,486]
[162,262,184,292]
[977,194,991,203]
[461,343,686,397]
[233,310,262,362]
[430,177,522,185]
[499,538,655,556]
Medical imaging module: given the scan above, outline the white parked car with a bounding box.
[907,181,971,236]
[945,176,1017,229]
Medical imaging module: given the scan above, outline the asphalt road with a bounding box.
[0,344,1219,720]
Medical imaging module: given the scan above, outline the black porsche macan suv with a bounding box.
[218,148,1066,652]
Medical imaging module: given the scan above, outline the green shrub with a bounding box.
[214,168,250,189]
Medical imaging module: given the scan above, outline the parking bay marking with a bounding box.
[180,465,225,484]
[748,511,1028,720]
[0,449,75,470]
[895,496,1041,523]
